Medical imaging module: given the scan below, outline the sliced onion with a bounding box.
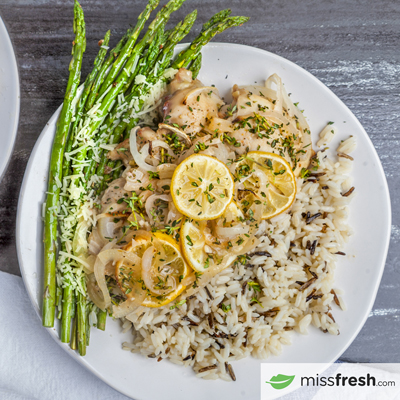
[88,227,104,255]
[93,249,142,310]
[158,123,192,147]
[72,216,91,259]
[112,296,145,319]
[87,273,106,310]
[156,179,171,192]
[141,245,156,294]
[144,140,175,157]
[157,163,176,179]
[183,86,219,104]
[97,216,123,243]
[81,254,96,274]
[265,74,283,113]
[145,194,171,221]
[123,229,152,244]
[124,168,149,192]
[129,126,157,172]
[214,225,250,239]
[166,200,182,225]
[100,201,127,216]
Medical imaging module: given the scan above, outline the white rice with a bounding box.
[337,136,357,154]
[121,141,356,381]
[317,124,337,147]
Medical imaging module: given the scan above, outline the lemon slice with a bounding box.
[171,154,234,221]
[181,202,246,273]
[115,236,151,298]
[115,232,191,308]
[142,232,190,307]
[235,151,296,220]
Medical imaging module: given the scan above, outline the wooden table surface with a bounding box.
[0,0,398,367]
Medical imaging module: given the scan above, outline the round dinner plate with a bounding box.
[0,17,20,182]
[17,43,391,400]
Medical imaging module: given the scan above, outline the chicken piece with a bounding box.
[100,177,130,213]
[137,126,162,148]
[107,139,132,166]
[162,68,224,136]
[107,126,164,167]
[209,85,312,177]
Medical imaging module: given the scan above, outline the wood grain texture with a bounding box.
[0,0,398,363]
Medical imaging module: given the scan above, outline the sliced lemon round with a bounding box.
[142,232,190,307]
[181,202,246,273]
[171,154,234,221]
[235,151,296,220]
[115,232,191,308]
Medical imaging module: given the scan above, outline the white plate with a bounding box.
[0,17,20,181]
[17,43,391,400]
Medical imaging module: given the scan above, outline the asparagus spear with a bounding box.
[172,16,249,69]
[61,280,74,342]
[70,311,77,350]
[42,0,85,328]
[97,310,107,331]
[62,30,110,181]
[76,276,87,356]
[200,8,231,32]
[96,0,160,99]
[189,52,202,79]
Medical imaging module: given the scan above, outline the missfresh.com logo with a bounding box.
[261,363,400,400]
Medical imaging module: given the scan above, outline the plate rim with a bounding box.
[0,16,20,182]
[16,42,392,399]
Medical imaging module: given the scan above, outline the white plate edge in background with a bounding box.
[0,16,20,182]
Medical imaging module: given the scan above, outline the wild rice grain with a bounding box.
[306,289,316,302]
[298,277,317,291]
[225,362,236,381]
[198,365,218,373]
[306,212,322,224]
[249,251,271,257]
[310,240,318,255]
[208,313,214,329]
[341,186,355,197]
[205,286,214,300]
[337,152,354,160]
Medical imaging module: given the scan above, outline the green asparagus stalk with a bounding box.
[42,0,86,328]
[62,30,110,181]
[200,8,231,32]
[70,314,77,350]
[61,283,74,342]
[97,310,107,331]
[96,0,160,99]
[189,52,202,79]
[76,276,87,356]
[172,15,250,69]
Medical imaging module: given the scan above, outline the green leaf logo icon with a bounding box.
[266,374,295,390]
